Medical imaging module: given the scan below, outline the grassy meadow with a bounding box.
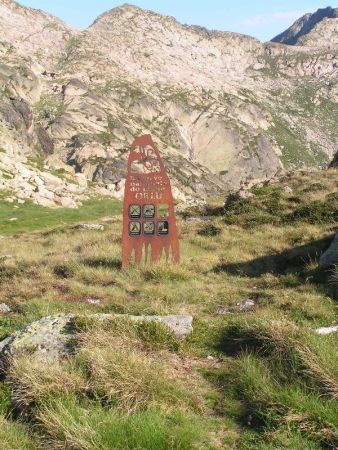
[0,170,337,449]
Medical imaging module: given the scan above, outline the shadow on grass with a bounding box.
[214,235,334,278]
[81,257,122,270]
[214,234,337,299]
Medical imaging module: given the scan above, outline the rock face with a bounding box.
[330,151,338,168]
[319,233,338,267]
[0,314,193,366]
[0,1,337,205]
[272,7,338,46]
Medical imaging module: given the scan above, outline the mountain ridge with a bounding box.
[272,6,338,45]
[0,1,337,208]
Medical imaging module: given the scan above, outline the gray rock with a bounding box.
[319,234,338,267]
[283,185,293,194]
[58,197,78,209]
[0,303,11,314]
[225,189,255,209]
[0,314,193,366]
[237,189,255,199]
[216,299,256,315]
[76,223,105,231]
[315,325,338,335]
[185,217,211,224]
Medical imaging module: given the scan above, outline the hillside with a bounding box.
[0,169,337,449]
[0,1,337,206]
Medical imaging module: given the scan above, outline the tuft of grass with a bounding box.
[37,397,211,450]
[0,415,37,450]
[142,264,192,282]
[76,328,201,414]
[215,318,338,448]
[7,356,87,413]
[197,223,222,237]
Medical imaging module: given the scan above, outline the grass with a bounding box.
[0,196,122,234]
[0,170,337,448]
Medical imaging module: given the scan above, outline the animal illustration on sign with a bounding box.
[122,135,180,267]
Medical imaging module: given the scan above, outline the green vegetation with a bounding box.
[98,113,117,146]
[27,154,46,171]
[34,94,66,125]
[0,195,121,234]
[219,172,338,229]
[266,80,337,169]
[57,35,82,69]
[0,170,337,448]
[217,319,338,449]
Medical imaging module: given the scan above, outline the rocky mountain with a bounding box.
[0,1,337,207]
[272,6,338,46]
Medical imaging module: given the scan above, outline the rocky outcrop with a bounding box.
[272,7,338,45]
[0,314,193,367]
[330,152,338,168]
[0,1,337,205]
[319,233,338,267]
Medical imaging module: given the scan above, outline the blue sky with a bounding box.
[17,1,333,41]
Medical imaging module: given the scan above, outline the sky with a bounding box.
[17,1,333,42]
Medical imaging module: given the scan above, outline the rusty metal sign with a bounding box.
[122,135,180,268]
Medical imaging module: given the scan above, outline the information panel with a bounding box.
[122,135,180,268]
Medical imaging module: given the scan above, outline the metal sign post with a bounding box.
[122,134,180,268]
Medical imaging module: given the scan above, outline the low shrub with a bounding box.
[285,196,338,225]
[197,223,222,237]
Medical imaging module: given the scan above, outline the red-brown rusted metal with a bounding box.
[122,134,180,268]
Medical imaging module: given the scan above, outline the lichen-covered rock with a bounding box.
[0,314,193,368]
[76,223,105,231]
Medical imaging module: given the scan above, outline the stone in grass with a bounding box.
[0,314,193,366]
[315,325,338,335]
[76,223,105,231]
[0,303,11,314]
[319,234,338,268]
[216,299,256,315]
[283,186,293,194]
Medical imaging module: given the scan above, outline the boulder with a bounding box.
[35,186,55,200]
[0,303,11,314]
[315,325,338,335]
[58,197,78,209]
[319,234,338,267]
[216,298,256,315]
[0,314,193,365]
[76,223,104,231]
[33,175,44,186]
[224,189,255,208]
[40,172,64,187]
[283,185,293,194]
[31,195,56,208]
[237,189,255,199]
